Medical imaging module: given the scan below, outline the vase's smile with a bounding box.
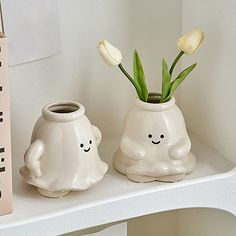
[148,134,165,145]
[84,148,90,152]
[152,141,160,145]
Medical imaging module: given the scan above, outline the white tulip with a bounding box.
[97,40,122,66]
[177,28,204,55]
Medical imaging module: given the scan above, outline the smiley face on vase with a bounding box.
[148,133,165,145]
[80,140,93,153]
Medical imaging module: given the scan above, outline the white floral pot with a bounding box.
[113,93,196,183]
[20,101,108,197]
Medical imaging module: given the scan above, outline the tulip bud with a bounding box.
[97,40,122,66]
[177,28,204,55]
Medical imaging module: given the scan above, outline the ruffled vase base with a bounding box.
[37,188,70,198]
[113,150,196,183]
[126,173,186,183]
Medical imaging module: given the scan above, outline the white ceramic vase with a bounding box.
[20,101,108,197]
[113,93,196,183]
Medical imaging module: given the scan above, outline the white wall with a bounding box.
[177,208,236,236]
[178,0,236,234]
[72,208,236,236]
[9,0,182,168]
[128,211,177,236]
[128,208,236,236]
[180,0,236,164]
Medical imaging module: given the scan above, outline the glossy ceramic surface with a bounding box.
[20,101,108,197]
[113,94,196,182]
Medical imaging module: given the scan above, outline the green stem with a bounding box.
[118,63,143,101]
[169,51,184,76]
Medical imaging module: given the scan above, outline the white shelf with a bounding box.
[0,134,235,236]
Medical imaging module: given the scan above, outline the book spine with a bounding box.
[0,36,12,216]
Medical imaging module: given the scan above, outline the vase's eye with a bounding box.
[89,140,92,144]
[148,134,152,138]
[160,134,164,139]
[80,143,84,148]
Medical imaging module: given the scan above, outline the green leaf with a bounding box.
[133,50,148,102]
[161,59,171,102]
[162,63,197,103]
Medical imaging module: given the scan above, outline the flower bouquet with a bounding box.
[97,28,204,103]
[97,29,204,183]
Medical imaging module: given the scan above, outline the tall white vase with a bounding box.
[113,93,196,183]
[20,101,108,197]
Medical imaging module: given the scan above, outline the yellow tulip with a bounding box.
[177,28,204,55]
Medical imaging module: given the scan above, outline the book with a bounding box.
[0,31,12,215]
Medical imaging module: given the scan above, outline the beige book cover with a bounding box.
[0,31,12,215]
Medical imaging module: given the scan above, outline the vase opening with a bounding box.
[48,103,79,114]
[147,93,162,103]
[43,101,85,122]
[135,93,175,112]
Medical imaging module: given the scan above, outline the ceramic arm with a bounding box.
[92,125,102,146]
[120,136,146,160]
[168,136,191,160]
[24,140,44,178]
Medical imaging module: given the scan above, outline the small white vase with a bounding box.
[113,93,196,183]
[20,101,108,197]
